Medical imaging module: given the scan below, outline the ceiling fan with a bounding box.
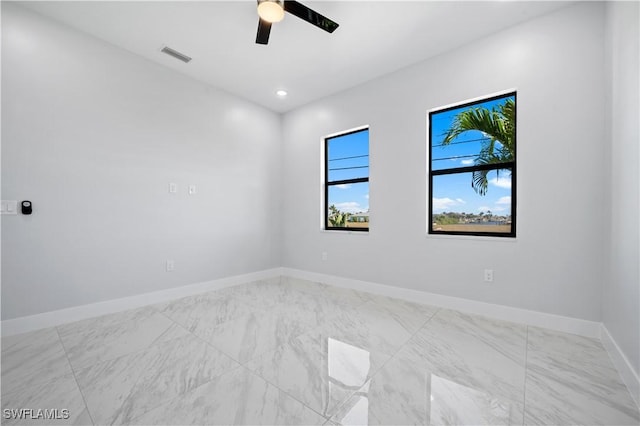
[255,0,339,45]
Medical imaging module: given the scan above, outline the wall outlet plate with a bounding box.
[1,200,18,215]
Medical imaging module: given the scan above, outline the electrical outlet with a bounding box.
[321,252,328,261]
[169,183,177,193]
[484,269,494,282]
[166,260,175,272]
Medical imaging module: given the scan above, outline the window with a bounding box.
[324,128,369,231]
[429,92,516,237]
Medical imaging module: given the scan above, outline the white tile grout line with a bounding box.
[600,324,640,410]
[327,305,443,423]
[522,326,530,426]
[54,326,96,426]
[149,286,327,423]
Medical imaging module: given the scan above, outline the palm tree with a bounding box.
[328,205,350,227]
[441,98,515,195]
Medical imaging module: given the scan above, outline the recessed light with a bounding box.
[276,89,288,97]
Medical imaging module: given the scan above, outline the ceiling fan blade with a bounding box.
[283,1,339,33]
[256,18,272,44]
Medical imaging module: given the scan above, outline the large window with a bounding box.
[429,92,516,237]
[324,127,369,231]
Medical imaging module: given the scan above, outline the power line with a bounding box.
[329,165,369,171]
[329,154,369,162]
[432,136,490,147]
[432,154,476,162]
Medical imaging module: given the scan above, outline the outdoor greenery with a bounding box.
[328,205,370,227]
[441,98,515,195]
[433,211,510,226]
[328,204,350,227]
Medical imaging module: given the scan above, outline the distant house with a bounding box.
[347,212,369,228]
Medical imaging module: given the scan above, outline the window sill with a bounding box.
[321,229,369,235]
[426,233,517,242]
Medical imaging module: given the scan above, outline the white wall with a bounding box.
[282,2,606,321]
[603,1,640,378]
[1,3,282,320]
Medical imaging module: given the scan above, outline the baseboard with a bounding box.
[601,324,640,408]
[1,267,283,337]
[1,266,602,340]
[282,267,602,338]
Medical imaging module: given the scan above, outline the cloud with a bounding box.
[335,184,351,189]
[479,205,508,213]
[334,201,367,214]
[496,196,511,205]
[490,175,511,189]
[433,197,465,211]
[460,159,474,165]
[364,194,369,199]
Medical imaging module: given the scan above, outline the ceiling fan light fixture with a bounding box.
[257,0,284,23]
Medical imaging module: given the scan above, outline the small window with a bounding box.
[429,92,516,237]
[324,128,369,231]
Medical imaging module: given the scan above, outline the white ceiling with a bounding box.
[19,1,571,113]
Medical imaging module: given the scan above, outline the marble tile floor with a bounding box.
[1,276,639,425]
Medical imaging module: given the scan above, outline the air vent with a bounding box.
[160,46,192,63]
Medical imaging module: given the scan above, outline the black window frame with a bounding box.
[428,92,517,238]
[324,127,369,232]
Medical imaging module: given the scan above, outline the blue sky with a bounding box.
[327,129,369,214]
[430,95,514,216]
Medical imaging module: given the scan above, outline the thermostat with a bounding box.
[21,200,32,215]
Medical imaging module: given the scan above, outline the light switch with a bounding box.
[1,200,18,215]
[169,183,177,194]
[188,185,196,195]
